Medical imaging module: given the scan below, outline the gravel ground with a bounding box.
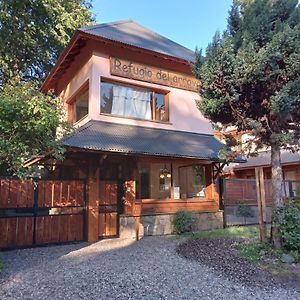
[0,236,299,300]
[177,237,300,292]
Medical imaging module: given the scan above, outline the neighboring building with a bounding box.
[229,150,300,185]
[36,20,225,241]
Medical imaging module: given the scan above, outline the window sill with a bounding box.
[137,198,211,203]
[73,114,89,126]
[99,113,172,125]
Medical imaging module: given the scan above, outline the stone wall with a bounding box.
[119,215,144,239]
[119,211,224,238]
[142,211,224,236]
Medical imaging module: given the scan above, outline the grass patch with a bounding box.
[188,226,259,240]
[239,243,263,263]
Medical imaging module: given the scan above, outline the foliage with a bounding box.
[194,0,300,248]
[0,0,93,83]
[173,211,194,234]
[279,201,300,251]
[239,243,263,263]
[194,0,300,155]
[0,81,72,177]
[190,225,259,240]
[236,202,254,218]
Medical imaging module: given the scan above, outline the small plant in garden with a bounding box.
[236,202,254,224]
[173,211,194,234]
[239,243,263,263]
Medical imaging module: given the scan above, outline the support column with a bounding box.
[87,158,100,242]
[255,167,267,243]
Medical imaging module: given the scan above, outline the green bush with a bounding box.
[173,211,194,234]
[279,202,300,251]
[236,202,254,218]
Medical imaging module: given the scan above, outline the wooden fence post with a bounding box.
[255,167,267,243]
[87,159,100,242]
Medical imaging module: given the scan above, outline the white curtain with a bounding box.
[111,85,151,120]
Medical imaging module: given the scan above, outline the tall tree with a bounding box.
[0,0,93,83]
[0,81,72,176]
[195,0,300,248]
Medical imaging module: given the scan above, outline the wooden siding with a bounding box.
[36,214,83,244]
[139,198,219,215]
[0,178,85,249]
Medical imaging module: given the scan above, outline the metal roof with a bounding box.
[79,20,195,62]
[61,121,224,161]
[232,150,300,170]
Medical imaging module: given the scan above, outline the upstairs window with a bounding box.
[100,81,169,122]
[68,83,89,123]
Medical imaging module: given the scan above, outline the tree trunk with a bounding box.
[270,143,284,249]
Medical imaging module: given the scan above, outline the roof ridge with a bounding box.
[79,19,134,31]
[131,21,194,52]
[80,19,195,55]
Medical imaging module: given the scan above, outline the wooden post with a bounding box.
[255,167,267,243]
[87,159,100,242]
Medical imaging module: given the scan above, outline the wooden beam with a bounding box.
[87,158,100,242]
[255,167,267,243]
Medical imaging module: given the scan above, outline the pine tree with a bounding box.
[195,0,300,248]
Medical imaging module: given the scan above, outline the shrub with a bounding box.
[173,211,193,234]
[279,201,300,251]
[236,202,254,218]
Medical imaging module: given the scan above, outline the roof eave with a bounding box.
[41,31,86,93]
[63,145,220,162]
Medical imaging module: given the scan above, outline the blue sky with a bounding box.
[92,0,233,52]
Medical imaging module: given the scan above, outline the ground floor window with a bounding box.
[178,165,206,198]
[136,162,206,200]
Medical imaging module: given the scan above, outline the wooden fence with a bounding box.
[223,178,300,205]
[0,178,86,250]
[222,178,300,226]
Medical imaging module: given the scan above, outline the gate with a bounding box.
[98,181,123,238]
[0,178,86,249]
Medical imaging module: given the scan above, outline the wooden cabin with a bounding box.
[39,20,225,241]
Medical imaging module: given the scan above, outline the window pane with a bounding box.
[154,93,168,121]
[100,82,114,114]
[74,90,88,122]
[137,162,171,199]
[100,82,152,120]
[179,165,206,198]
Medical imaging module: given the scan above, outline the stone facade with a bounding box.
[191,211,224,232]
[119,215,144,239]
[119,211,224,237]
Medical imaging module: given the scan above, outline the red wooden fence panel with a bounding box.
[223,178,295,206]
[0,179,34,208]
[0,178,85,249]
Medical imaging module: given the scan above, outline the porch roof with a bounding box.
[61,121,225,161]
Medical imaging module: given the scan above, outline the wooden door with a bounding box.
[98,181,119,238]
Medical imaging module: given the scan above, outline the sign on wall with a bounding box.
[110,57,201,92]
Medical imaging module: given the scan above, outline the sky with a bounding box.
[92,0,233,52]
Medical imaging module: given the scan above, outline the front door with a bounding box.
[98,181,121,238]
